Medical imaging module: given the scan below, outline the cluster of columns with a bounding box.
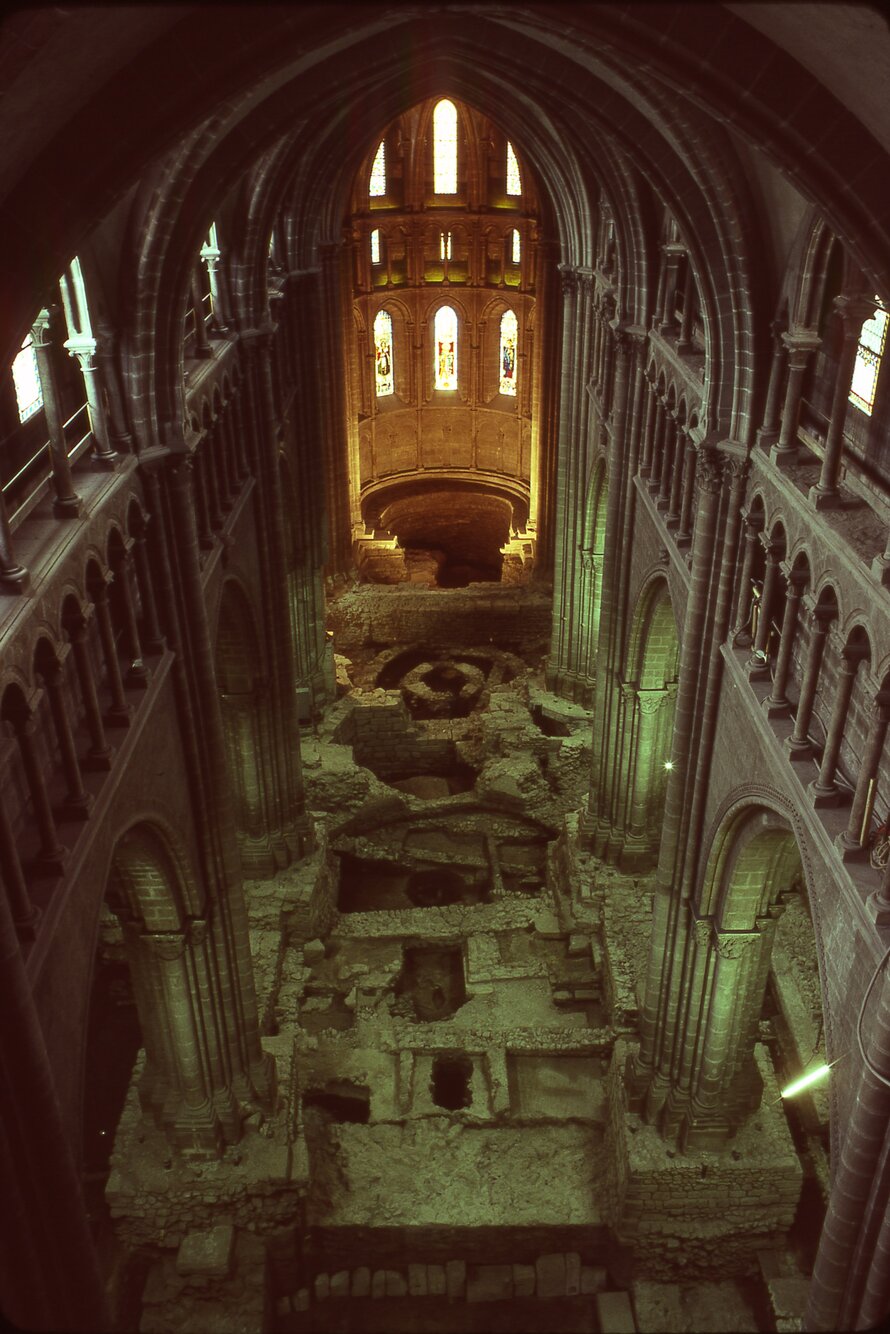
[639,374,698,547]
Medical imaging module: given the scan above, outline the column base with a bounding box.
[756,428,779,450]
[0,565,31,594]
[52,495,83,520]
[808,484,842,511]
[126,662,152,687]
[764,696,791,719]
[60,792,94,821]
[83,747,114,772]
[14,904,41,939]
[785,737,814,762]
[769,444,798,470]
[747,655,771,682]
[836,831,869,864]
[808,779,844,809]
[105,705,134,727]
[91,450,120,472]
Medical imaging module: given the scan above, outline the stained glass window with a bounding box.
[370,141,386,197]
[850,300,888,415]
[440,231,452,261]
[506,141,521,196]
[370,229,380,264]
[374,309,394,397]
[499,310,518,396]
[511,229,521,264]
[12,335,43,422]
[433,100,457,194]
[434,305,458,391]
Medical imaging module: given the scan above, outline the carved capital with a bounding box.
[714,930,760,961]
[696,447,724,495]
[143,932,187,961]
[559,267,578,296]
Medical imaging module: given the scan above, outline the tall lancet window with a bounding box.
[12,334,42,422]
[511,229,521,263]
[370,141,386,197]
[433,100,458,194]
[374,309,394,396]
[434,305,458,391]
[506,141,521,196]
[499,310,518,395]
[370,229,381,264]
[850,299,888,416]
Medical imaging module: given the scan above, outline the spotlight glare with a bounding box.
[663,760,674,771]
[780,1064,831,1099]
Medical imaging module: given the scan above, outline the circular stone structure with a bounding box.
[400,659,486,717]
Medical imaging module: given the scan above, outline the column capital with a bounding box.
[696,446,725,495]
[833,292,880,331]
[780,329,821,364]
[63,334,98,368]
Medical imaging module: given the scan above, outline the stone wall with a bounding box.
[603,1040,802,1281]
[327,583,552,655]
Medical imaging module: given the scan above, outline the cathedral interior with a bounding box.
[2,5,890,1333]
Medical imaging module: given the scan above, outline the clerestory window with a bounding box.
[370,229,381,265]
[499,310,518,395]
[374,309,393,396]
[440,231,452,261]
[849,299,888,416]
[370,141,386,197]
[506,141,521,196]
[433,100,458,194]
[434,305,458,390]
[11,335,43,423]
[511,229,521,264]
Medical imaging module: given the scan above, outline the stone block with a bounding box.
[408,1263,428,1296]
[303,938,326,964]
[513,1263,535,1297]
[351,1267,371,1297]
[467,1265,513,1303]
[175,1225,235,1279]
[767,1277,810,1322]
[632,1280,684,1333]
[293,1289,309,1311]
[565,1252,581,1296]
[385,1270,407,1297]
[331,1269,350,1298]
[427,1265,447,1296]
[534,911,563,939]
[535,1252,566,1298]
[446,1259,466,1299]
[314,1272,330,1302]
[595,1290,637,1332]
[372,1270,386,1299]
[568,933,589,956]
[581,1265,608,1295]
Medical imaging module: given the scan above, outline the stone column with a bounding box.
[840,695,890,857]
[809,295,876,510]
[110,540,149,685]
[65,606,113,768]
[810,648,865,806]
[747,538,782,676]
[40,649,92,818]
[190,269,212,359]
[130,511,165,655]
[31,311,81,518]
[638,375,657,478]
[731,511,764,645]
[786,606,833,760]
[0,497,29,593]
[0,754,39,936]
[657,411,676,508]
[764,567,807,717]
[676,439,698,547]
[90,571,132,726]
[7,700,66,874]
[667,422,686,524]
[756,321,787,449]
[676,262,695,353]
[93,324,134,452]
[770,331,821,469]
[64,338,118,468]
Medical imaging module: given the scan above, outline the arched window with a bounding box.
[506,141,521,196]
[374,309,394,396]
[511,229,521,264]
[434,305,458,391]
[433,100,458,194]
[440,231,452,261]
[11,335,42,422]
[370,141,386,197]
[499,310,518,396]
[370,229,381,265]
[849,298,888,416]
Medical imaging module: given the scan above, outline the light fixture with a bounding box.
[780,1062,833,1099]
[663,760,674,771]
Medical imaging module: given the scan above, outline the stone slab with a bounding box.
[536,1252,566,1299]
[303,938,325,964]
[314,1273,330,1302]
[385,1270,407,1297]
[371,1270,386,1299]
[408,1263,428,1296]
[446,1259,466,1299]
[595,1290,637,1332]
[581,1265,608,1295]
[330,1269,350,1298]
[427,1264,447,1296]
[351,1267,370,1297]
[513,1263,535,1297]
[175,1226,235,1279]
[632,1279,684,1333]
[467,1265,513,1303]
[767,1277,810,1320]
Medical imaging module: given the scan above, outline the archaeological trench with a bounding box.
[87,578,825,1334]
